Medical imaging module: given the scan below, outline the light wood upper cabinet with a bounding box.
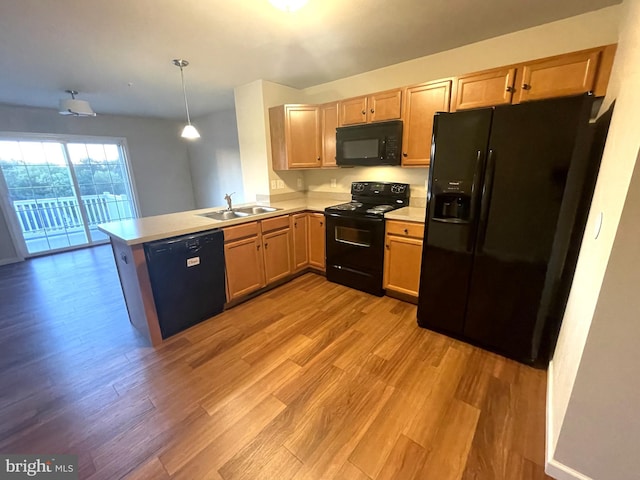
[339,96,368,125]
[383,220,424,300]
[452,67,516,111]
[452,44,616,110]
[308,213,325,271]
[320,102,338,167]
[291,212,309,272]
[401,80,452,167]
[270,104,321,170]
[514,49,600,104]
[339,89,402,126]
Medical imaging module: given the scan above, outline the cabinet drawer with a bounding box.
[386,220,424,239]
[223,221,259,242]
[261,215,290,233]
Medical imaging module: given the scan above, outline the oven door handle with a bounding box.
[324,212,385,224]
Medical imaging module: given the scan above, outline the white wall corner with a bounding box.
[0,257,23,266]
[546,361,593,480]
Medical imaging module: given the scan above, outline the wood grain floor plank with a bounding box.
[418,399,480,480]
[169,395,286,478]
[122,456,170,480]
[376,434,428,480]
[0,247,552,480]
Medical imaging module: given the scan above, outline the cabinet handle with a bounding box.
[257,245,260,250]
[320,221,323,226]
[264,243,268,249]
[385,244,390,250]
[506,86,515,92]
[522,83,531,90]
[370,108,374,114]
[317,157,321,161]
[404,229,409,235]
[402,152,408,157]
[361,110,366,115]
[294,222,297,227]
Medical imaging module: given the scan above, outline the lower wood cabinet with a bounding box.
[224,216,292,301]
[224,222,265,301]
[308,213,325,271]
[383,220,424,300]
[291,213,309,272]
[224,211,327,302]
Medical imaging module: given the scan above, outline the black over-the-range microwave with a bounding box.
[335,120,403,166]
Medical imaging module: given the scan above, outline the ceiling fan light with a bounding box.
[58,98,96,117]
[181,124,200,139]
[269,0,308,12]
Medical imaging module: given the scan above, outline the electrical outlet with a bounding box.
[330,178,337,188]
[277,179,284,189]
[271,180,277,190]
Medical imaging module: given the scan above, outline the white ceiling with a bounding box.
[0,0,620,120]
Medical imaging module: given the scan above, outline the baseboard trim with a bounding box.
[0,256,23,266]
[546,361,593,480]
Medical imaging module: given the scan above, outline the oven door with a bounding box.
[325,213,385,295]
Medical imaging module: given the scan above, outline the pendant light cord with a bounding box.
[179,65,193,126]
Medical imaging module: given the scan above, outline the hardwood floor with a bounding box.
[0,245,552,480]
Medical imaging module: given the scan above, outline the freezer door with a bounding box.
[417,108,492,334]
[463,95,591,362]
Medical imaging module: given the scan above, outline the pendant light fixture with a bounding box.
[269,0,308,12]
[58,90,96,117]
[173,59,200,140]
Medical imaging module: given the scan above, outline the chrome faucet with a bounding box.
[224,192,235,211]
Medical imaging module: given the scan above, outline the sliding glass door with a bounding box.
[0,137,137,256]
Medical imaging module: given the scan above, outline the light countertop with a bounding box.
[385,206,426,223]
[99,197,426,246]
[98,198,337,245]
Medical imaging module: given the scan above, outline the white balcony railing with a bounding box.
[13,193,133,237]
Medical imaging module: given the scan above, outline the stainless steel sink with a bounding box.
[198,210,251,221]
[234,206,281,215]
[197,205,281,221]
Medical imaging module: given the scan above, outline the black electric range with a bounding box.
[324,181,410,295]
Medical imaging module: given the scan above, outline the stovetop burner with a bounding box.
[325,181,410,218]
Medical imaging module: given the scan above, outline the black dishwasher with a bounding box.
[144,229,226,339]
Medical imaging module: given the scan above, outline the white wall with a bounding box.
[187,109,243,208]
[234,80,272,202]
[0,103,195,263]
[547,0,640,478]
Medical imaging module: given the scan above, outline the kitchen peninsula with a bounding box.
[99,196,384,346]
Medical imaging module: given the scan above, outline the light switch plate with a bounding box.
[271,180,277,190]
[277,179,284,189]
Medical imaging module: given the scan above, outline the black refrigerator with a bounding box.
[417,94,599,365]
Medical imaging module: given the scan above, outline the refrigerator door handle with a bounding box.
[467,150,485,251]
[470,150,485,221]
[477,149,496,252]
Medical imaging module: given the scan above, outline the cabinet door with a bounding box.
[369,89,402,122]
[383,234,423,298]
[286,105,321,168]
[452,67,516,111]
[339,96,368,125]
[308,213,325,271]
[263,228,292,284]
[401,80,451,166]
[320,102,338,167]
[514,50,600,104]
[291,213,308,272]
[224,235,265,301]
